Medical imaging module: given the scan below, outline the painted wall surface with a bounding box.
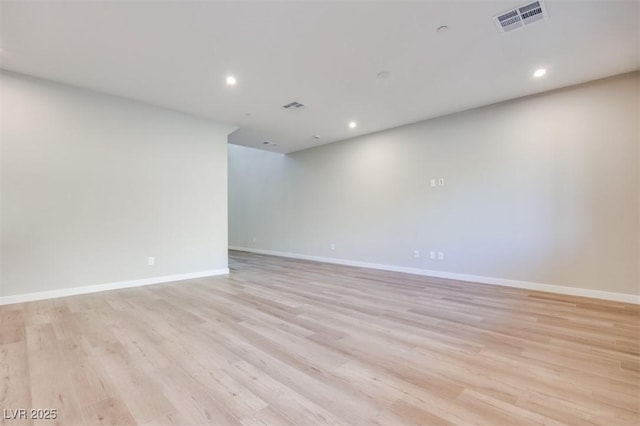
[1,71,235,297]
[229,72,640,297]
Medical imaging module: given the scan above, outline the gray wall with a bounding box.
[1,71,235,297]
[229,72,639,297]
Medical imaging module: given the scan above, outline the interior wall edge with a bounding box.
[2,71,232,296]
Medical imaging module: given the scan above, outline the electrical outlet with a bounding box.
[438,251,444,260]
[438,178,445,187]
[148,256,155,266]
[430,251,436,260]
[414,250,420,258]
[251,236,256,244]
[430,178,436,188]
[330,243,336,250]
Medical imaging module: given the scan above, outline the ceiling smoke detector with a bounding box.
[494,1,548,33]
[282,101,305,109]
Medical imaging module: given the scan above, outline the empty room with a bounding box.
[1,1,639,425]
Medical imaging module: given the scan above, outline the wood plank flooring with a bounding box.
[1,250,639,425]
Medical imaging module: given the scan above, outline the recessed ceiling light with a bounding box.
[533,68,547,78]
[226,75,237,86]
[437,25,449,33]
[313,135,321,139]
[377,71,390,79]
[244,112,252,117]
[349,121,357,129]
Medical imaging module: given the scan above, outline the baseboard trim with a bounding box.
[229,246,640,304]
[0,268,230,306]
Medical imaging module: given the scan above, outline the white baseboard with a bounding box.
[229,246,640,304]
[0,268,229,306]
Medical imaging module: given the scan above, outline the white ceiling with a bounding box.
[1,1,638,153]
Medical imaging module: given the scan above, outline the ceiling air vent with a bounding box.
[494,1,548,33]
[282,101,305,109]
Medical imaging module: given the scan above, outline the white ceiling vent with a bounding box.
[494,1,548,33]
[282,101,304,109]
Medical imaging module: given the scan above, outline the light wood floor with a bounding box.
[1,251,639,425]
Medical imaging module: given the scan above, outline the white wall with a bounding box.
[229,72,640,299]
[1,71,236,300]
